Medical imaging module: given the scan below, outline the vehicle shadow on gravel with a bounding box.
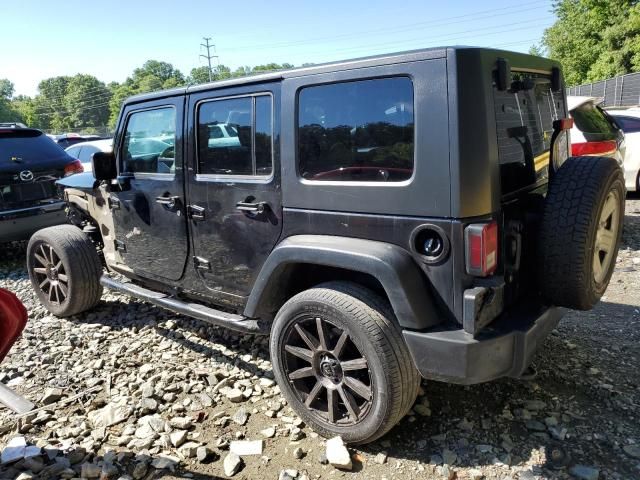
[72,295,273,377]
[359,300,640,477]
[0,445,230,479]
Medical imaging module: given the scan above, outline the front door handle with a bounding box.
[236,201,268,214]
[155,195,179,208]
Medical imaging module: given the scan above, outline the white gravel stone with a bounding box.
[325,436,352,470]
[230,440,264,456]
[223,452,243,476]
[169,429,187,448]
[87,401,132,428]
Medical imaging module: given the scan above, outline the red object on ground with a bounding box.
[0,289,27,362]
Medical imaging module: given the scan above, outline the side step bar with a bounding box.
[100,275,268,335]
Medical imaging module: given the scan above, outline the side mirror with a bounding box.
[92,151,117,181]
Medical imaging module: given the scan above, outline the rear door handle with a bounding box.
[236,201,268,214]
[155,195,179,208]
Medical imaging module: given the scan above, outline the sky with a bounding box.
[0,0,556,97]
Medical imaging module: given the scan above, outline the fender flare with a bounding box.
[244,235,441,330]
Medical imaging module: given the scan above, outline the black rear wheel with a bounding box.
[270,281,420,444]
[282,314,374,427]
[27,225,103,317]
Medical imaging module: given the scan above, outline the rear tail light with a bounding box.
[64,159,84,177]
[571,140,617,156]
[465,221,498,277]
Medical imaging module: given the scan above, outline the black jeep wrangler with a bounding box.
[27,47,624,444]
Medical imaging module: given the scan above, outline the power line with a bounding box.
[279,19,552,61]
[30,101,112,118]
[219,1,551,52]
[200,37,219,82]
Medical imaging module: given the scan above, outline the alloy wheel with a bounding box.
[282,315,373,426]
[593,189,621,284]
[32,243,68,305]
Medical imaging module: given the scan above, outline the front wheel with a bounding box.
[270,281,420,444]
[27,225,103,317]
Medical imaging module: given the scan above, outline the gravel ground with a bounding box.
[0,199,639,480]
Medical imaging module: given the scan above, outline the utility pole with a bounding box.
[200,37,219,82]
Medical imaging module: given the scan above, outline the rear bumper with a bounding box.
[0,202,67,242]
[403,305,565,385]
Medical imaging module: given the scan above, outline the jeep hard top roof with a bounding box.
[123,46,561,106]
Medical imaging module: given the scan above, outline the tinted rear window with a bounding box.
[572,104,618,142]
[493,72,566,194]
[298,77,414,182]
[0,130,68,162]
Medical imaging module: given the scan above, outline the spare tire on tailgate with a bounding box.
[539,156,624,310]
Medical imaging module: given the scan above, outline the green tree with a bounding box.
[63,74,111,131]
[32,76,72,131]
[188,66,212,85]
[0,79,14,100]
[11,95,35,126]
[0,78,24,123]
[187,64,235,85]
[528,44,545,57]
[131,60,185,90]
[27,74,111,132]
[108,60,186,126]
[108,84,135,128]
[542,0,640,85]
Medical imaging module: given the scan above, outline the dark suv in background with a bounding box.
[0,125,83,242]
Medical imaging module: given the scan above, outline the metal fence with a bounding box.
[567,72,640,107]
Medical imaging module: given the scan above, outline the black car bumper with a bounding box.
[0,202,67,242]
[403,305,565,384]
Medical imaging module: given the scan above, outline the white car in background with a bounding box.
[567,96,625,167]
[606,108,640,191]
[207,123,241,148]
[65,139,112,173]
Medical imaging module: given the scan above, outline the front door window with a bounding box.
[122,107,176,175]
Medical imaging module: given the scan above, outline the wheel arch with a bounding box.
[244,235,442,330]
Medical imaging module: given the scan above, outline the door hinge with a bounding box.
[188,205,205,221]
[108,196,121,210]
[114,240,127,253]
[193,256,211,271]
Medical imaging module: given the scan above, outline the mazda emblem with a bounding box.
[19,170,34,182]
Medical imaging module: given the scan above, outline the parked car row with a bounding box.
[46,133,106,149]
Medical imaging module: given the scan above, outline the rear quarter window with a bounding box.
[572,104,618,142]
[297,77,414,182]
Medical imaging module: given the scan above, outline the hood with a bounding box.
[56,171,98,192]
